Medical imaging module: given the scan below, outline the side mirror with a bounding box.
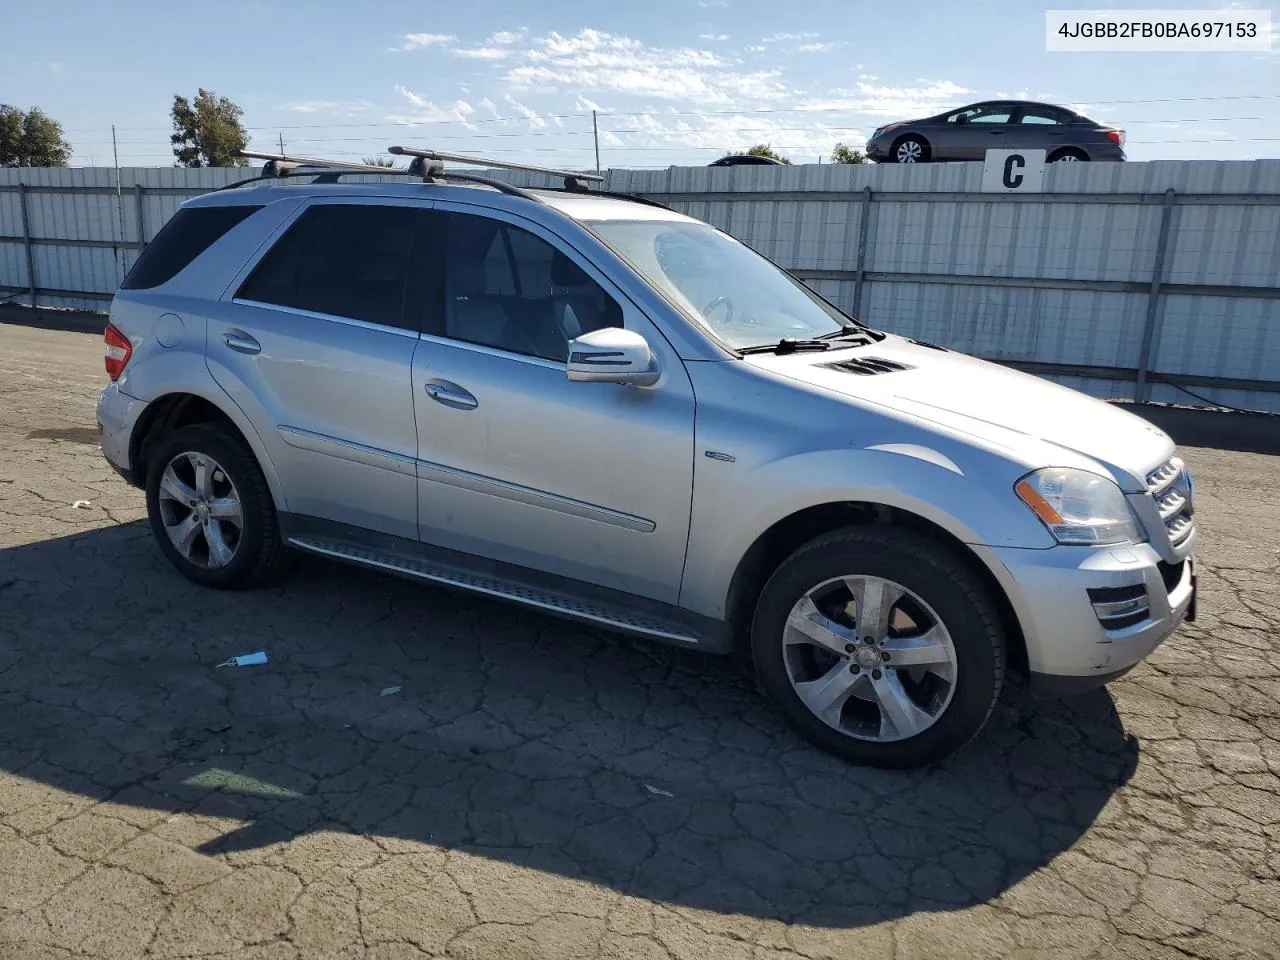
[566,327,660,387]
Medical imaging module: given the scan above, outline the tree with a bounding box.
[830,143,868,164]
[362,156,399,168]
[741,143,791,164]
[0,105,72,167]
[170,89,249,167]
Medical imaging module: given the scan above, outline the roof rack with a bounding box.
[219,148,670,211]
[389,146,603,192]
[222,150,541,200]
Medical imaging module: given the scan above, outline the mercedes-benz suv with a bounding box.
[96,152,1196,768]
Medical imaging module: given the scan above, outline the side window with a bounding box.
[968,107,1014,124]
[441,213,622,363]
[237,204,417,329]
[121,205,261,290]
[1019,107,1066,125]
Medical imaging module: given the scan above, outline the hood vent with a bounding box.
[820,357,914,376]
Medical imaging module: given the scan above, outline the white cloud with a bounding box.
[797,42,839,53]
[489,29,526,44]
[697,0,730,6]
[575,95,605,111]
[453,47,511,60]
[797,79,971,118]
[47,61,66,73]
[744,44,766,52]
[603,110,863,162]
[699,33,729,41]
[281,98,377,115]
[389,85,476,125]
[396,32,456,51]
[761,31,820,43]
[497,28,788,104]
[504,95,547,128]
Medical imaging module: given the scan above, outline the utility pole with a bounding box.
[112,124,127,280]
[592,110,601,174]
[278,132,285,155]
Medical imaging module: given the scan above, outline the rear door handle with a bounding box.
[222,330,261,355]
[425,380,478,410]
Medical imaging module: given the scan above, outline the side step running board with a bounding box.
[287,536,703,647]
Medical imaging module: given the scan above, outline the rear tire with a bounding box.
[750,527,1005,768]
[891,135,929,163]
[145,423,287,589]
[1049,148,1088,162]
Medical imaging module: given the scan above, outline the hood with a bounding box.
[745,336,1174,491]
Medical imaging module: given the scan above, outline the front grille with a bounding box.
[1145,457,1195,547]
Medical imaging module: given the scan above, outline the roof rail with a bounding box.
[389,146,603,192]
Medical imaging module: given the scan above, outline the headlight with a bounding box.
[1015,467,1144,545]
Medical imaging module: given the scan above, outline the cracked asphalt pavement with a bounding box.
[1,318,1279,960]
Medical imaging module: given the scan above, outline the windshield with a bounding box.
[587,220,853,350]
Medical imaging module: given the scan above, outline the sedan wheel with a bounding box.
[894,139,925,163]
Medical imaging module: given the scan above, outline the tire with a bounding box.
[144,423,287,589]
[891,135,929,164]
[750,527,1005,768]
[1049,148,1088,163]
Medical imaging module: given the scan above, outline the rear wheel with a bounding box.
[1049,148,1088,162]
[750,527,1005,768]
[891,135,929,163]
[145,423,287,588]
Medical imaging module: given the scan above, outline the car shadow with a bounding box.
[0,522,1139,928]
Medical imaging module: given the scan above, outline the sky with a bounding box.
[2,0,1277,169]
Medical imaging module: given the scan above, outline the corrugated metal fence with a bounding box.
[3,161,1279,412]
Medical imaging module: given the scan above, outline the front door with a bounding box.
[207,198,429,541]
[409,206,696,603]
[944,104,1017,160]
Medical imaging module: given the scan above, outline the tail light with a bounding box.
[104,323,132,380]
[1107,129,1126,148]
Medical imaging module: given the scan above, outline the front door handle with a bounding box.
[223,330,261,355]
[425,380,478,410]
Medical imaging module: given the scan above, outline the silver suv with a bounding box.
[97,150,1197,768]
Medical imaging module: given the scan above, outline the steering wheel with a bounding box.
[702,295,735,325]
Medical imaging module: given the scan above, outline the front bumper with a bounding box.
[96,382,148,488]
[982,540,1196,696]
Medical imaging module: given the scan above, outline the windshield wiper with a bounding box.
[815,323,886,343]
[739,338,833,355]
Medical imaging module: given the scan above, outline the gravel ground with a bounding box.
[1,319,1278,960]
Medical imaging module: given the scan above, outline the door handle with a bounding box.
[425,380,478,410]
[222,330,261,355]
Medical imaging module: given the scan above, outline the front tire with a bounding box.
[1049,148,1088,162]
[750,527,1005,768]
[891,135,929,163]
[145,423,287,589]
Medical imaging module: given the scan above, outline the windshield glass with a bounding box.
[587,220,852,350]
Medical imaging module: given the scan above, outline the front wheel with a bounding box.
[891,135,929,163]
[750,527,1005,768]
[1049,148,1088,163]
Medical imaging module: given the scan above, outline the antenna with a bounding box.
[389,146,604,191]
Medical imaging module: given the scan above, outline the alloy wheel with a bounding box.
[782,575,958,742]
[156,451,244,569]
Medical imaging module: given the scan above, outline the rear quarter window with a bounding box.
[120,205,261,290]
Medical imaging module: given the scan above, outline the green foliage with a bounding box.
[741,143,791,164]
[170,89,249,167]
[830,143,868,164]
[362,156,398,167]
[0,105,72,167]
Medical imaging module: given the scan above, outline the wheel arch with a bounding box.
[890,132,931,161]
[724,500,1028,674]
[129,390,288,512]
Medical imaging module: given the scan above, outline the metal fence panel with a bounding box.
[2,160,1278,412]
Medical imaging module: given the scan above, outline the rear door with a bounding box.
[942,104,1017,160]
[1005,105,1072,153]
[205,197,430,541]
